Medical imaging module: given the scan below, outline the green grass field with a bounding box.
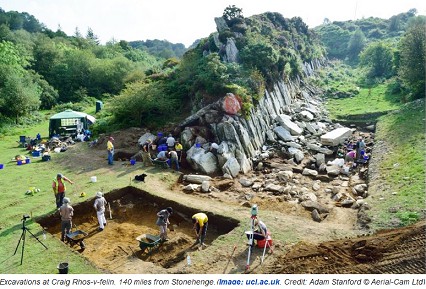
[325,83,402,120]
[365,100,426,229]
[0,121,102,273]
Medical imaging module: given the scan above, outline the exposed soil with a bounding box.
[41,127,425,274]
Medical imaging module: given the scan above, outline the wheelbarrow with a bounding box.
[152,159,169,169]
[66,230,88,250]
[136,234,163,254]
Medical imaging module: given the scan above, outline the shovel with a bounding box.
[108,202,112,219]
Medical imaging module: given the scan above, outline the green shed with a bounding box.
[49,109,96,137]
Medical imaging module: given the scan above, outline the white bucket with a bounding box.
[90,176,97,183]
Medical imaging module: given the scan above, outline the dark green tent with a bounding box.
[49,109,96,137]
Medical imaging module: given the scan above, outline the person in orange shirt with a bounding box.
[52,173,74,208]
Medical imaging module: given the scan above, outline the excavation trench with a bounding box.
[38,186,238,272]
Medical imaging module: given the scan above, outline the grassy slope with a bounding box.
[367,100,425,229]
[324,77,425,229]
[0,122,100,273]
[326,83,402,120]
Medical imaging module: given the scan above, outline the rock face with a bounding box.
[177,59,358,177]
[175,21,355,177]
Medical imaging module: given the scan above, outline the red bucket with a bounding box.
[257,233,273,248]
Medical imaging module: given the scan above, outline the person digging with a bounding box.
[192,212,208,248]
[156,207,173,241]
[59,197,74,242]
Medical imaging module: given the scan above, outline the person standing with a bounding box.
[59,197,74,242]
[192,212,208,247]
[355,137,366,161]
[166,134,176,150]
[156,207,173,241]
[52,173,74,208]
[94,192,107,231]
[174,140,183,162]
[107,136,114,165]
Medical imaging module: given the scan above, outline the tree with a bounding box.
[359,41,394,78]
[398,16,425,99]
[111,80,175,127]
[0,65,40,123]
[240,41,279,81]
[86,27,100,45]
[347,29,366,64]
[316,24,351,59]
[223,5,243,21]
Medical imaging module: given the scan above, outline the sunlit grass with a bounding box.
[367,100,425,229]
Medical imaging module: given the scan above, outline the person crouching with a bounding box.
[94,192,107,231]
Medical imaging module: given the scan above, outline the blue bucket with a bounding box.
[130,159,136,165]
[158,144,168,152]
[0,164,4,169]
[26,158,31,164]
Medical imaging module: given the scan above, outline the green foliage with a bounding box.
[111,80,178,128]
[197,53,229,95]
[367,100,425,229]
[222,5,244,22]
[240,40,279,82]
[316,24,351,59]
[315,10,418,61]
[347,29,366,64]
[0,40,29,68]
[224,84,252,118]
[359,41,394,79]
[398,16,425,100]
[313,61,402,120]
[395,211,420,226]
[0,9,46,33]
[129,39,187,58]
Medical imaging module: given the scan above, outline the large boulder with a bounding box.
[222,93,241,115]
[186,146,218,174]
[320,127,353,146]
[137,132,156,146]
[183,174,212,184]
[224,38,239,63]
[222,157,240,177]
[214,17,229,32]
[273,126,294,142]
[288,147,304,163]
[299,110,314,121]
[307,143,334,155]
[275,114,303,135]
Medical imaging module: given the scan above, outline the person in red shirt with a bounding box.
[52,173,74,208]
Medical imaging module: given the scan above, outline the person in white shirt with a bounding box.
[93,192,107,231]
[166,134,176,150]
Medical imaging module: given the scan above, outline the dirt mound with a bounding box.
[94,127,147,152]
[263,221,426,274]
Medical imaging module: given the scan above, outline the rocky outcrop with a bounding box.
[178,63,355,178]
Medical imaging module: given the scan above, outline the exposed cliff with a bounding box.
[175,11,339,176]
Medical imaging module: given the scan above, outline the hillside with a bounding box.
[0,6,425,275]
